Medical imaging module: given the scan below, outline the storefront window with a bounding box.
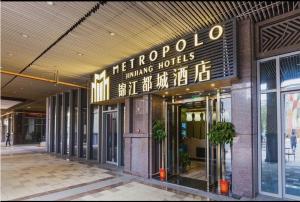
[103,105,117,111]
[23,116,46,144]
[258,52,300,199]
[260,92,278,194]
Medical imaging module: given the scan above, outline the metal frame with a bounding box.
[257,50,300,200]
[281,90,300,201]
[165,91,230,191]
[102,108,119,166]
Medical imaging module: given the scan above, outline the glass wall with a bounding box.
[220,96,232,183]
[281,54,300,198]
[259,59,278,194]
[258,51,300,199]
[23,116,46,143]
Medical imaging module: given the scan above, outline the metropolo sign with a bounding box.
[91,19,237,103]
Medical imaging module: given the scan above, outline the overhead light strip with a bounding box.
[0,70,88,89]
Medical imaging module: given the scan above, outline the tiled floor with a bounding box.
[72,181,208,201]
[1,145,210,201]
[1,150,112,201]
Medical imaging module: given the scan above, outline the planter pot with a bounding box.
[220,179,230,195]
[159,168,166,181]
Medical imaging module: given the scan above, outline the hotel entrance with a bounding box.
[165,90,232,192]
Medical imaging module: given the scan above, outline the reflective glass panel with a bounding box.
[260,60,276,91]
[260,92,278,194]
[280,54,300,89]
[283,92,300,197]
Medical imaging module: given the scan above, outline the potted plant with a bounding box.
[179,151,191,173]
[207,121,235,195]
[152,120,167,180]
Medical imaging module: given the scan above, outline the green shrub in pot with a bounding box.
[207,122,235,145]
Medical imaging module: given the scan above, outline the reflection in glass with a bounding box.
[106,112,117,163]
[23,117,45,143]
[91,106,99,160]
[220,97,232,182]
[280,54,300,89]
[73,90,78,156]
[73,107,78,156]
[260,60,276,91]
[66,106,70,155]
[82,108,87,158]
[260,92,278,194]
[284,92,300,197]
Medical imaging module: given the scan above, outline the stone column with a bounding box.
[231,19,257,198]
[124,95,151,178]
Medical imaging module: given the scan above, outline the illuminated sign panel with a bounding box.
[91,70,110,103]
[91,19,236,103]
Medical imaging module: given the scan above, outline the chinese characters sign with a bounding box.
[91,19,236,103]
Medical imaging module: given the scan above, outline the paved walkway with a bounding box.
[1,145,288,201]
[1,145,209,201]
[1,144,46,155]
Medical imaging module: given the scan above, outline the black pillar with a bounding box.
[50,96,55,152]
[77,89,82,158]
[86,87,91,160]
[69,90,74,157]
[55,94,60,153]
[61,93,66,155]
[98,105,102,163]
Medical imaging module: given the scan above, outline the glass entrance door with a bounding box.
[104,111,118,164]
[282,91,300,199]
[165,93,222,192]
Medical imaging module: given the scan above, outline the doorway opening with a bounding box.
[165,90,232,192]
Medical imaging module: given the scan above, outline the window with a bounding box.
[258,51,300,199]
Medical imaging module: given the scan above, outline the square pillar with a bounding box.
[124,95,151,178]
[231,19,257,198]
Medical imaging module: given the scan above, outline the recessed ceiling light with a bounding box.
[109,32,115,36]
[186,88,190,91]
[77,52,83,56]
[21,33,28,38]
[211,83,215,87]
[165,92,169,95]
[46,1,54,5]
